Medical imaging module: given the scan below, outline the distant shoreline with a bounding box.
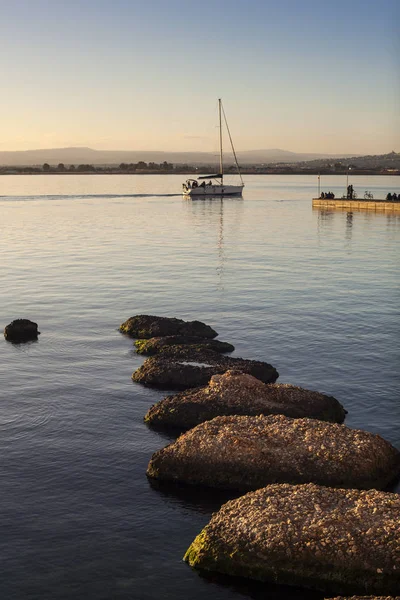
[0,170,398,176]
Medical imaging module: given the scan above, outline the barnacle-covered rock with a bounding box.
[134,336,234,355]
[326,596,400,599]
[4,319,40,342]
[133,347,278,390]
[184,483,400,594]
[147,414,400,490]
[145,370,346,430]
[119,315,218,339]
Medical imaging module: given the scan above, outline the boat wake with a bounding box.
[0,193,182,201]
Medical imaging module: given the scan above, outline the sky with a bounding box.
[1,0,399,155]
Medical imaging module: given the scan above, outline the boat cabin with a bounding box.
[183,175,223,193]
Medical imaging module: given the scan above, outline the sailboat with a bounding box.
[182,99,244,197]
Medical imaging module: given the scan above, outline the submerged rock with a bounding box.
[4,319,40,342]
[133,347,279,390]
[145,370,346,430]
[184,483,400,594]
[135,336,234,355]
[147,414,400,490]
[119,315,218,339]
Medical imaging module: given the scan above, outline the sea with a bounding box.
[0,174,399,600]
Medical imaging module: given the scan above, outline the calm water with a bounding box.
[0,174,399,600]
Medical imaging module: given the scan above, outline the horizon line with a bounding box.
[0,145,393,157]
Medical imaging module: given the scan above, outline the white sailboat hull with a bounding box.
[183,184,244,197]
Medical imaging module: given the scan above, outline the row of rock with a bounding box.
[121,315,280,390]
[3,315,399,596]
[119,315,400,595]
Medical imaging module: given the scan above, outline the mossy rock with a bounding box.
[133,347,278,390]
[119,315,218,339]
[184,483,400,594]
[145,370,346,430]
[134,336,234,356]
[147,414,400,490]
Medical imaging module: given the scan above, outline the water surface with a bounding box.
[1,174,399,599]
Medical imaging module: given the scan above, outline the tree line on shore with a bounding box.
[0,161,398,176]
[0,161,177,174]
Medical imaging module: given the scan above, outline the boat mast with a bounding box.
[221,102,244,186]
[219,98,223,184]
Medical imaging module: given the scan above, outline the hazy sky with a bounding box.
[1,0,399,154]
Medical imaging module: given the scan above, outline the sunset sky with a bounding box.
[2,0,399,154]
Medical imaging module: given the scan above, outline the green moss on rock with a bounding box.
[134,337,234,356]
[184,483,400,594]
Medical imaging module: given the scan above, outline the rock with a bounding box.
[133,347,279,390]
[144,370,346,430]
[119,315,218,339]
[327,597,400,599]
[135,336,234,355]
[147,414,400,490]
[184,483,400,594]
[4,319,40,342]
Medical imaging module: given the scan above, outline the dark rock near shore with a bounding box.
[327,597,400,599]
[184,483,400,594]
[4,319,40,342]
[145,370,346,430]
[135,336,234,355]
[147,414,400,490]
[119,315,218,339]
[133,347,279,390]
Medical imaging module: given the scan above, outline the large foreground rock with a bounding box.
[4,319,40,342]
[147,414,400,490]
[184,483,400,594]
[135,336,234,355]
[119,315,218,339]
[145,370,346,430]
[133,347,279,390]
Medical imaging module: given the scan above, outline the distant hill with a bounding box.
[0,146,359,167]
[297,151,400,170]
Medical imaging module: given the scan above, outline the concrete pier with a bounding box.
[312,198,400,211]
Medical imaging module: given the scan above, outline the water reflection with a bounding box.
[197,571,324,600]
[147,478,237,515]
[345,211,353,248]
[315,206,400,239]
[217,200,225,288]
[185,197,244,291]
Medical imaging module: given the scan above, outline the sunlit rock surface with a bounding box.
[119,315,218,339]
[145,370,346,430]
[134,335,234,355]
[147,414,400,490]
[327,597,400,599]
[184,483,400,594]
[4,319,40,342]
[133,347,279,390]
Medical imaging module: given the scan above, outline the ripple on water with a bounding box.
[0,175,399,600]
